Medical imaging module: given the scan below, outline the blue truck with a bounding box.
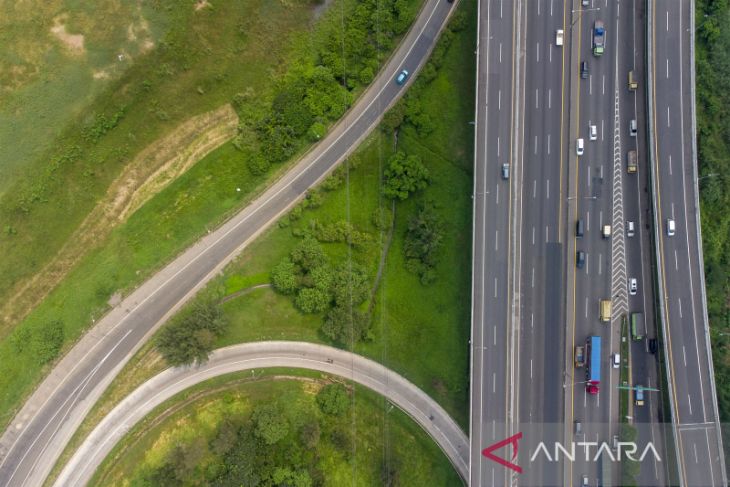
[586,336,601,394]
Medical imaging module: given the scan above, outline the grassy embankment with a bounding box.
[0,0,423,432]
[92,371,462,486]
[695,0,730,421]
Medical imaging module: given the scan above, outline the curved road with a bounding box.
[0,1,461,485]
[53,342,469,486]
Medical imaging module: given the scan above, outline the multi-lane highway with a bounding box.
[0,2,461,485]
[649,0,728,485]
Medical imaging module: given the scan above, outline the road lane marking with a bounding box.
[534,135,538,154]
[587,170,590,187]
[667,10,669,31]
[550,0,553,16]
[601,119,605,140]
[531,267,535,288]
[675,249,679,270]
[533,180,537,198]
[536,88,539,109]
[536,42,540,63]
[532,226,535,245]
[549,44,552,63]
[585,297,589,318]
[547,134,551,155]
[683,345,687,367]
[545,225,549,242]
[493,373,496,393]
[705,430,716,482]
[500,43,503,63]
[530,359,533,379]
[602,75,606,95]
[531,313,534,328]
[587,211,590,231]
[694,443,699,463]
[497,136,500,156]
[497,184,500,204]
[494,278,498,298]
[598,254,603,275]
[586,253,590,275]
[678,297,683,318]
[548,88,552,109]
[589,74,593,95]
[537,0,540,15]
[499,89,502,110]
[689,394,693,416]
[600,210,603,226]
[671,202,675,218]
[494,326,497,346]
[546,179,550,199]
[667,105,671,127]
[669,154,673,175]
[495,230,499,251]
[666,58,670,79]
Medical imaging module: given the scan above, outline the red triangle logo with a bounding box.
[481,432,523,474]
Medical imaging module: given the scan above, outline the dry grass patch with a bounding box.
[0,105,239,333]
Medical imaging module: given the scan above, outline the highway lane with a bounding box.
[0,2,461,485]
[515,0,568,485]
[54,341,470,486]
[650,0,727,485]
[469,0,517,484]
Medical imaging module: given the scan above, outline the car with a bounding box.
[630,118,638,136]
[576,219,584,238]
[635,385,645,406]
[612,353,621,368]
[576,138,584,155]
[649,338,658,353]
[576,251,586,269]
[589,124,597,141]
[627,220,635,237]
[629,277,638,295]
[666,218,676,236]
[575,420,583,435]
[582,0,590,6]
[581,61,589,79]
[581,475,590,487]
[396,69,409,85]
[501,163,510,180]
[556,29,564,46]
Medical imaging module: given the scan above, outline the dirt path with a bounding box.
[1,105,239,333]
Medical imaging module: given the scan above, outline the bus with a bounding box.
[631,312,645,341]
[586,336,601,394]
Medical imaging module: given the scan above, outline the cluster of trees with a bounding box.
[271,237,372,345]
[404,202,443,285]
[156,300,228,366]
[696,0,730,422]
[232,0,421,177]
[136,383,355,487]
[382,151,430,201]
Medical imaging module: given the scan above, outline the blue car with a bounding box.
[396,69,409,85]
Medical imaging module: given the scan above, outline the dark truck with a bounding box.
[593,20,605,56]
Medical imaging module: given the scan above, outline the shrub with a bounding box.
[404,202,443,284]
[156,300,228,366]
[316,383,350,416]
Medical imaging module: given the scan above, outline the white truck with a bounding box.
[556,29,564,46]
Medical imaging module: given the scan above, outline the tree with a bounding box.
[381,99,407,134]
[157,300,228,366]
[382,151,430,200]
[271,259,299,295]
[253,403,289,445]
[331,263,370,307]
[271,467,313,487]
[316,383,351,416]
[300,420,321,448]
[321,304,371,344]
[290,237,327,272]
[295,287,331,314]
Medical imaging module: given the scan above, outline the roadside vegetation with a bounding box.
[153,2,475,427]
[91,372,462,486]
[0,0,423,431]
[695,0,730,423]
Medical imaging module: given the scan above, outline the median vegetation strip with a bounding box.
[0,0,424,433]
[90,371,461,486]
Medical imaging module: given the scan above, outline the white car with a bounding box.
[629,277,638,295]
[576,138,584,156]
[556,29,564,46]
[612,353,621,368]
[589,124,597,141]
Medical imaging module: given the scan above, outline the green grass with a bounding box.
[0,1,170,197]
[92,371,462,486]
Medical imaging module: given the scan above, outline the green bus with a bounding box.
[631,312,645,341]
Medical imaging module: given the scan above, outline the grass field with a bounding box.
[0,1,169,197]
[0,0,427,435]
[92,371,462,486]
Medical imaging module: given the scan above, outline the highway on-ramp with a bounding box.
[0,2,460,485]
[54,342,469,486]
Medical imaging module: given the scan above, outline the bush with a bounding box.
[295,287,331,313]
[247,154,270,176]
[404,202,443,284]
[271,259,299,295]
[252,403,289,445]
[316,383,350,416]
[322,304,371,345]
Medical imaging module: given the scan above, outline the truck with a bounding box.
[631,312,645,340]
[600,299,611,322]
[593,20,605,56]
[575,346,585,368]
[635,385,645,406]
[627,150,637,173]
[628,70,638,90]
[586,336,601,394]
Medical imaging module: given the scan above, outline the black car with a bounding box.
[576,251,586,269]
[581,61,589,79]
[649,338,658,354]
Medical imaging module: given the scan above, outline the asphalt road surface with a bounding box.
[649,0,727,485]
[54,342,469,486]
[0,2,461,485]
